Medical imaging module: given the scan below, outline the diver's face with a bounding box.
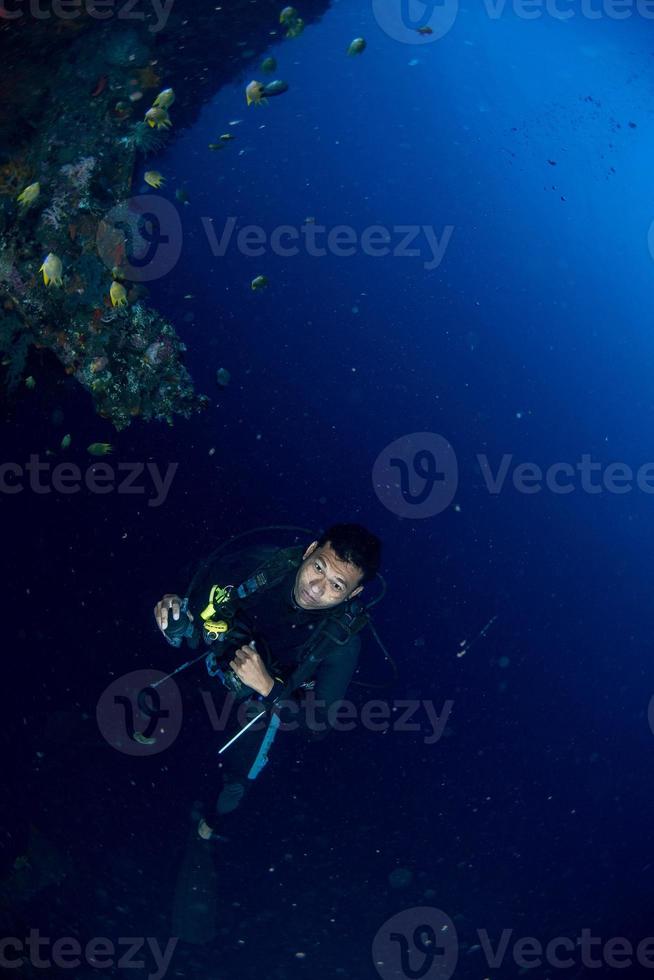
[293,541,364,611]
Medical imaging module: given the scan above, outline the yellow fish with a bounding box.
[245,80,267,106]
[285,18,304,38]
[39,253,63,287]
[87,443,114,456]
[110,281,128,307]
[251,275,269,291]
[153,87,175,109]
[347,37,366,56]
[16,182,40,209]
[144,170,165,188]
[144,106,172,129]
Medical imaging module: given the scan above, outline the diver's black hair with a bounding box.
[316,523,382,585]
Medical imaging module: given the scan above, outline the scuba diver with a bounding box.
[153,523,383,841]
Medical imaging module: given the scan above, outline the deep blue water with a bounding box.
[4,2,654,978]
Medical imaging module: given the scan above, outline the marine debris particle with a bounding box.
[388,867,413,889]
[456,614,498,658]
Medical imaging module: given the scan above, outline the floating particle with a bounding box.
[388,867,413,889]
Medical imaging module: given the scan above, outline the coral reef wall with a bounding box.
[0,0,330,429]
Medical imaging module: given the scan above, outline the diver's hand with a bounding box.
[229,643,274,697]
[154,594,193,633]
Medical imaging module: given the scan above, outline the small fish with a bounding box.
[347,37,366,56]
[144,170,165,188]
[60,433,72,450]
[144,106,172,130]
[304,215,315,224]
[216,367,231,387]
[208,143,226,151]
[39,253,63,287]
[285,17,304,38]
[261,56,277,73]
[25,376,36,390]
[279,6,298,24]
[263,79,289,97]
[245,80,267,106]
[219,133,236,141]
[416,26,433,35]
[110,281,128,307]
[153,87,175,109]
[228,119,242,127]
[175,187,190,205]
[113,100,131,119]
[183,294,194,299]
[87,443,114,456]
[251,275,269,291]
[16,182,40,209]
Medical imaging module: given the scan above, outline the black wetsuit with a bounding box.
[168,546,361,828]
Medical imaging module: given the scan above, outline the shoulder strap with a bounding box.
[285,601,370,690]
[234,545,304,600]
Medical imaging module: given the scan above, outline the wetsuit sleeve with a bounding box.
[272,635,361,737]
[312,635,361,712]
